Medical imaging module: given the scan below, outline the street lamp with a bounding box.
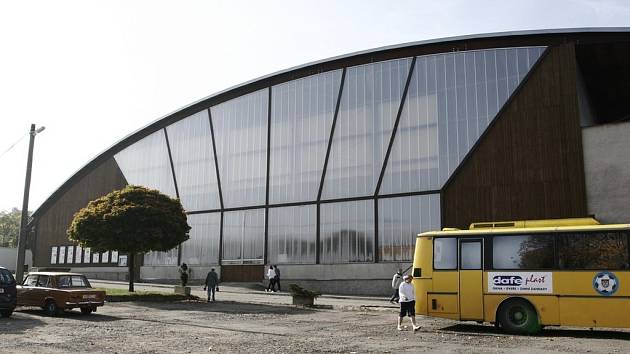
[15,123,45,283]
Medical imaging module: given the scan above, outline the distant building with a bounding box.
[29,29,630,295]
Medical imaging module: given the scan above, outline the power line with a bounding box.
[0,132,28,160]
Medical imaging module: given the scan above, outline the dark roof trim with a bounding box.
[32,28,630,219]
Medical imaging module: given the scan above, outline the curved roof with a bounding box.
[32,27,630,219]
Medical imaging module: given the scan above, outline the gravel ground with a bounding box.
[2,297,630,354]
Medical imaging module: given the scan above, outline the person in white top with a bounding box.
[266,265,277,292]
[397,275,421,331]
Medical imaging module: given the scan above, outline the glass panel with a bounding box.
[24,275,38,286]
[270,70,342,203]
[211,89,268,208]
[180,213,221,266]
[0,269,14,285]
[144,248,178,266]
[434,238,457,270]
[111,251,119,263]
[37,275,50,287]
[378,194,441,261]
[380,47,545,194]
[166,110,221,211]
[222,209,265,263]
[461,242,481,269]
[268,205,316,264]
[322,58,412,199]
[114,130,177,197]
[320,199,374,263]
[558,232,630,270]
[492,234,554,269]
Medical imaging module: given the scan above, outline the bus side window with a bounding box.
[557,231,630,270]
[434,238,457,270]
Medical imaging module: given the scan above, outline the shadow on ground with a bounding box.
[442,323,630,340]
[0,312,46,334]
[125,299,318,315]
[16,308,122,322]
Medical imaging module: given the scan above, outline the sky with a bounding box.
[1,0,629,213]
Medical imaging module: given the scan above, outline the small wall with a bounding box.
[267,263,410,296]
[582,121,630,223]
[140,265,221,283]
[0,248,32,272]
[33,266,130,281]
[139,262,410,296]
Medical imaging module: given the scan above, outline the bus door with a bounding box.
[459,239,484,320]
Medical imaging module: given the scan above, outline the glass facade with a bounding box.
[222,209,265,264]
[166,110,221,211]
[380,47,545,194]
[114,130,177,197]
[270,70,342,203]
[321,200,374,263]
[378,194,440,261]
[211,89,268,208]
[180,213,221,266]
[322,58,412,199]
[112,45,545,267]
[268,205,317,264]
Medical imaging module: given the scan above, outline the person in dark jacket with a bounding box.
[179,263,190,287]
[273,265,281,291]
[203,268,219,302]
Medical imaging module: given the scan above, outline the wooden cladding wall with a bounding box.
[442,44,587,229]
[33,157,127,266]
[221,265,264,282]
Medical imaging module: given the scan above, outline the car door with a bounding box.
[34,275,52,307]
[18,275,40,306]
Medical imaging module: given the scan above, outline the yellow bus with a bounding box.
[412,217,630,334]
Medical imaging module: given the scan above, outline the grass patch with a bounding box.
[96,288,200,302]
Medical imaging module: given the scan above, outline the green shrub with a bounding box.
[288,283,321,299]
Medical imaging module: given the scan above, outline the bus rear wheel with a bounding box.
[497,299,541,335]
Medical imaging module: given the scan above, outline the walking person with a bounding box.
[266,265,277,292]
[203,268,219,302]
[273,265,281,291]
[397,275,421,331]
[178,263,190,287]
[390,268,403,303]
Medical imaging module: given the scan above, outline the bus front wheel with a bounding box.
[497,299,541,335]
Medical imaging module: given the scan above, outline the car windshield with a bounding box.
[57,275,91,288]
[0,269,16,286]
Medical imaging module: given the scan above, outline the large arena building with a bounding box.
[28,28,630,294]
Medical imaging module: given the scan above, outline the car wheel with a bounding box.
[44,300,60,317]
[80,307,93,315]
[0,309,13,318]
[497,298,541,335]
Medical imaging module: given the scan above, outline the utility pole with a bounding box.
[15,124,45,283]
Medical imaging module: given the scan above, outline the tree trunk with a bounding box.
[128,252,135,292]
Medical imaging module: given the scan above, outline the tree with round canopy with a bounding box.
[68,185,190,292]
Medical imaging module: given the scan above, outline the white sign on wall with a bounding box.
[59,246,66,264]
[488,272,553,294]
[51,247,58,264]
[76,246,83,263]
[67,246,74,264]
[84,247,91,263]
